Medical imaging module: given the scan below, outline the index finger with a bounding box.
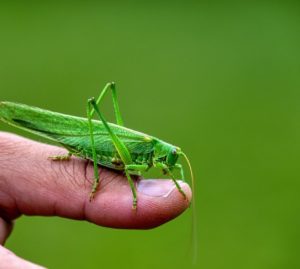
[0,133,192,229]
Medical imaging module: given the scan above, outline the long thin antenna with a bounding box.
[181,152,198,265]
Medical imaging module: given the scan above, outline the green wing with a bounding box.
[0,102,156,162]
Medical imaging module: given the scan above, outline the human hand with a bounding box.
[0,132,191,268]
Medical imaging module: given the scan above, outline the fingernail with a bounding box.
[137,179,185,197]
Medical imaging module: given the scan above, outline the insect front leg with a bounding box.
[88,98,139,210]
[154,162,187,199]
[174,164,185,181]
[89,82,124,126]
[125,164,149,208]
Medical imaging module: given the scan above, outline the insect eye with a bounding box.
[172,148,177,155]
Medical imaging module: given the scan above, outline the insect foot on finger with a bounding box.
[178,188,187,200]
[48,153,72,161]
[89,185,99,202]
[89,191,95,202]
[89,177,100,202]
[132,198,137,211]
[171,177,188,200]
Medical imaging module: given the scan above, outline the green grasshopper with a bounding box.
[0,82,194,209]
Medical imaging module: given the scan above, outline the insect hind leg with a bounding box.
[90,82,124,126]
[87,100,101,201]
[89,98,140,209]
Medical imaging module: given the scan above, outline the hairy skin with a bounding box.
[0,132,191,268]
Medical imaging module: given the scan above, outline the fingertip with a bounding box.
[136,180,192,228]
[84,179,192,229]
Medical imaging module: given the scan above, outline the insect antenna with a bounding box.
[181,152,198,264]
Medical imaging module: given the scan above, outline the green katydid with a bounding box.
[0,82,194,210]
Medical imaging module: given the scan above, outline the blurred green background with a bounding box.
[0,1,299,268]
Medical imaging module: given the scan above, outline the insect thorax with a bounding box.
[153,140,180,168]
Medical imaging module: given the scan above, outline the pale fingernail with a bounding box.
[137,179,185,197]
